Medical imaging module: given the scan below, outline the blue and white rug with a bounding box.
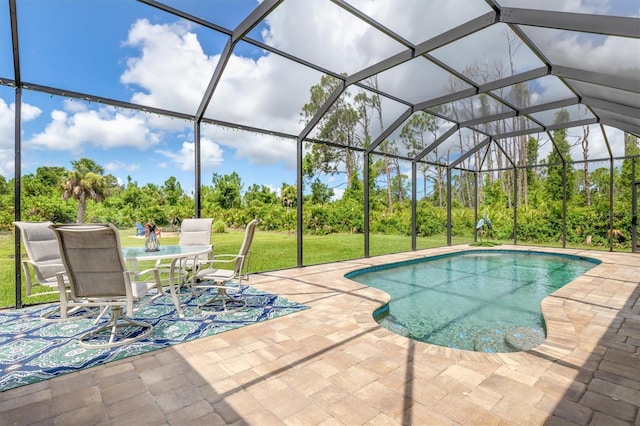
[0,286,308,392]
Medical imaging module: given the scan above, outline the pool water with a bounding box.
[346,250,599,353]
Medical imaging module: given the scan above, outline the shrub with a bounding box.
[212,220,226,233]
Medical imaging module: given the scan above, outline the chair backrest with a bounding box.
[234,219,259,274]
[179,218,213,246]
[51,224,128,299]
[14,221,64,281]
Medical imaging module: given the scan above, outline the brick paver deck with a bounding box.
[1,245,638,425]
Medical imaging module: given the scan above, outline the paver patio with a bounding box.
[1,245,638,425]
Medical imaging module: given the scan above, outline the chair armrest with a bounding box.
[21,260,65,295]
[199,254,242,268]
[125,267,163,294]
[55,271,69,318]
[21,260,36,295]
[129,267,161,280]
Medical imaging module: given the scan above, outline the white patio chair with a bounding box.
[156,217,213,283]
[51,223,162,348]
[14,221,98,321]
[190,219,259,315]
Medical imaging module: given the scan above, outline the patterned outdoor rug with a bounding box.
[0,286,308,392]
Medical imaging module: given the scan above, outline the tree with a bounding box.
[280,183,297,208]
[62,158,110,223]
[544,110,574,202]
[399,112,438,199]
[211,172,242,209]
[162,176,184,205]
[580,125,591,206]
[309,179,334,204]
[525,136,539,188]
[619,133,640,202]
[244,184,278,206]
[301,75,361,188]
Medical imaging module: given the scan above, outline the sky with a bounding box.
[0,0,638,198]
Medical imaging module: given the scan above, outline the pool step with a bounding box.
[504,327,545,351]
[473,329,505,353]
[473,327,545,352]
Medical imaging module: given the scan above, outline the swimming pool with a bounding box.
[346,250,600,353]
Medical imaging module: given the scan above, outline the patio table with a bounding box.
[122,245,212,317]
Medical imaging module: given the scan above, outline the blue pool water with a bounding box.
[346,250,599,353]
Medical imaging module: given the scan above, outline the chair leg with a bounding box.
[40,304,101,323]
[78,306,153,349]
[197,286,247,316]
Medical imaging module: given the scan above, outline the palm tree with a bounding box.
[62,158,109,223]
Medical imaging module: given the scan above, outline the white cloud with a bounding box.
[0,99,42,149]
[121,19,214,115]
[104,160,140,173]
[155,137,223,172]
[26,106,161,151]
[262,0,410,73]
[331,188,345,201]
[118,19,312,171]
[201,125,297,169]
[0,99,41,176]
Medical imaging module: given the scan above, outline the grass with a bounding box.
[0,227,629,309]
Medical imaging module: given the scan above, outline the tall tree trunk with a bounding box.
[582,126,591,207]
[77,193,86,224]
[395,159,403,203]
[520,135,528,205]
[385,154,393,213]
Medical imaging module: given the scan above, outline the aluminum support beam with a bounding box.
[14,86,22,309]
[12,82,194,121]
[552,66,640,93]
[583,96,640,120]
[10,0,22,309]
[446,168,452,246]
[298,82,346,141]
[600,118,640,138]
[459,112,517,129]
[513,167,518,245]
[473,172,478,243]
[195,39,234,121]
[414,89,478,112]
[500,8,640,39]
[195,0,282,120]
[547,118,599,132]
[518,97,580,116]
[478,67,549,93]
[331,0,414,48]
[411,161,417,251]
[414,125,459,162]
[346,12,496,86]
[194,122,201,217]
[364,152,370,258]
[297,137,304,267]
[546,131,566,165]
[139,0,230,35]
[492,140,516,168]
[448,138,491,169]
[600,124,614,159]
[233,0,282,43]
[609,158,615,252]
[562,164,567,248]
[366,107,414,154]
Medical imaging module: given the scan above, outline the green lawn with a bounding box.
[0,227,624,309]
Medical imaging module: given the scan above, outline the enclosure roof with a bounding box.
[2,0,639,171]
